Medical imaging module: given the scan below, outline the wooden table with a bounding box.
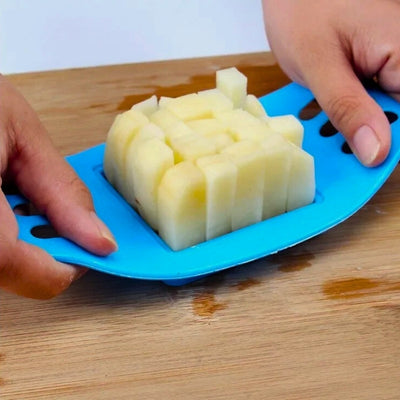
[2,52,400,400]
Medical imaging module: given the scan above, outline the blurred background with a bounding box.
[0,0,270,74]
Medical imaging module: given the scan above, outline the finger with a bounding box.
[303,53,391,167]
[0,191,86,299]
[376,54,400,105]
[1,241,87,299]
[6,90,117,256]
[12,142,117,256]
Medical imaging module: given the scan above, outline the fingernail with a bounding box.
[72,266,88,282]
[56,263,88,285]
[352,125,380,166]
[90,211,118,250]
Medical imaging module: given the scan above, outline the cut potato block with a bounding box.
[230,122,276,143]
[216,67,247,108]
[260,134,291,219]
[163,121,195,145]
[267,115,304,147]
[221,141,266,230]
[165,93,212,121]
[186,119,233,151]
[123,123,166,205]
[104,109,149,191]
[158,162,206,251]
[216,108,262,128]
[244,94,269,119]
[187,118,226,136]
[169,133,216,163]
[207,132,234,152]
[197,88,234,116]
[131,122,165,146]
[196,154,237,240]
[158,96,173,108]
[130,95,158,116]
[150,108,180,131]
[126,138,174,230]
[286,143,315,211]
[216,109,274,142]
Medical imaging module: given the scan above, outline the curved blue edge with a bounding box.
[9,83,400,283]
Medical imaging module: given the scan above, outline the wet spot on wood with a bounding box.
[0,354,5,362]
[234,278,261,291]
[192,292,227,317]
[321,277,400,300]
[275,250,315,273]
[117,95,147,111]
[0,377,6,386]
[89,103,108,109]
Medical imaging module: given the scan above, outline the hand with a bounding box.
[0,75,117,299]
[262,0,400,166]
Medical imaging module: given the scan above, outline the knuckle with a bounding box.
[70,175,94,206]
[325,94,362,128]
[65,173,90,196]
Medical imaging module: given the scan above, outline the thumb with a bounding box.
[10,141,117,256]
[304,56,391,167]
[4,82,118,256]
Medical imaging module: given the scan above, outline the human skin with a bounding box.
[0,75,117,299]
[262,0,400,167]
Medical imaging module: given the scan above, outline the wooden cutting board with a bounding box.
[1,52,400,400]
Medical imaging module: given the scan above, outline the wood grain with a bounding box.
[2,52,400,400]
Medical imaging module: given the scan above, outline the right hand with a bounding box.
[262,0,400,167]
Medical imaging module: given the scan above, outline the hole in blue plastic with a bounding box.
[31,225,60,239]
[320,121,338,137]
[299,98,322,120]
[385,111,398,124]
[341,142,353,154]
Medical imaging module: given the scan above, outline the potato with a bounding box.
[157,162,206,251]
[123,122,166,206]
[267,115,304,147]
[150,108,180,131]
[164,93,212,121]
[130,95,158,116]
[244,94,269,119]
[104,67,315,251]
[127,138,174,230]
[260,134,291,219]
[216,67,247,108]
[221,141,266,230]
[197,88,234,116]
[103,109,149,192]
[286,143,315,211]
[169,133,217,163]
[196,154,237,240]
